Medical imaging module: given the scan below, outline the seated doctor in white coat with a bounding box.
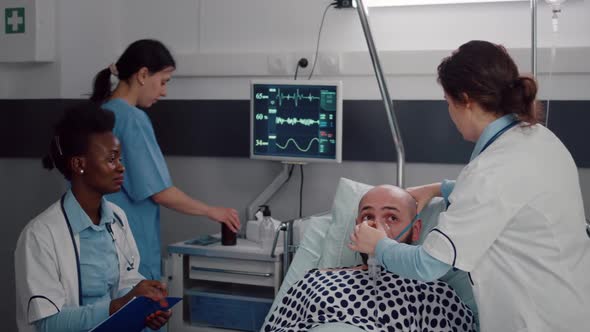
[15,103,171,331]
[349,40,590,331]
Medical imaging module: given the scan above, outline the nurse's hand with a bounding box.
[110,280,168,314]
[406,182,442,213]
[348,221,387,255]
[208,206,241,233]
[146,310,172,330]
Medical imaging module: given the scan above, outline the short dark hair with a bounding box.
[42,102,115,180]
[437,40,542,124]
[90,39,176,103]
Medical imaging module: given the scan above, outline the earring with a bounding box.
[139,81,145,86]
[80,169,84,174]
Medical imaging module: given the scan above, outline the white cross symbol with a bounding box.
[7,10,24,32]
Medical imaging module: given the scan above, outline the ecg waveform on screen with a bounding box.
[275,117,319,126]
[256,89,321,107]
[276,137,320,152]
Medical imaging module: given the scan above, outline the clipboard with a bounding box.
[90,296,182,332]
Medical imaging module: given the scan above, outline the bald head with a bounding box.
[358,185,418,220]
[355,185,421,265]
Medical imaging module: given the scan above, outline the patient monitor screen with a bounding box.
[250,81,342,163]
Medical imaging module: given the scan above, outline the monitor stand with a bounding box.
[244,161,306,237]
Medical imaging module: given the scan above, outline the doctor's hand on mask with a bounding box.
[109,280,168,315]
[208,206,241,233]
[406,182,441,213]
[348,221,387,255]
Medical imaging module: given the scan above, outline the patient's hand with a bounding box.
[347,265,368,271]
[319,265,367,272]
[407,183,442,213]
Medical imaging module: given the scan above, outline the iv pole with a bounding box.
[249,0,410,270]
[355,0,406,188]
[354,0,545,183]
[531,0,538,78]
[247,1,408,226]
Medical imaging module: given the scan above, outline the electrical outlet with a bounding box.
[267,54,291,75]
[335,0,354,8]
[318,53,341,75]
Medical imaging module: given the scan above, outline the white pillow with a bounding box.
[317,178,373,268]
[316,178,447,268]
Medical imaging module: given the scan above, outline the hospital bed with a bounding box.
[263,177,477,332]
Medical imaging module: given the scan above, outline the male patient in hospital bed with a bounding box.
[262,185,475,332]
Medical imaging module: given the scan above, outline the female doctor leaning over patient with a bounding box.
[349,40,590,332]
[15,103,171,332]
[89,39,240,281]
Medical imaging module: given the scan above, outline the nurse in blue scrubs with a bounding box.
[89,39,240,281]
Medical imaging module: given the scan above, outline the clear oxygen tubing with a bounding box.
[367,212,421,282]
[366,213,420,323]
[367,255,379,323]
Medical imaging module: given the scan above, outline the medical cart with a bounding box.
[166,237,283,332]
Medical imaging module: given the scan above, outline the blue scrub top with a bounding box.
[103,98,172,280]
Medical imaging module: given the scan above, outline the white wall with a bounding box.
[2,0,589,100]
[2,1,590,329]
[48,0,590,224]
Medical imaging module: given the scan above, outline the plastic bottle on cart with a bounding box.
[259,205,275,251]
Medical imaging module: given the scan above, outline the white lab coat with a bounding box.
[15,198,144,332]
[423,124,590,331]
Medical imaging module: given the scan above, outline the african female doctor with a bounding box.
[349,40,589,331]
[15,103,171,331]
[90,39,240,281]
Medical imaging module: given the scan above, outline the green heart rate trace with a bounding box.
[251,81,341,162]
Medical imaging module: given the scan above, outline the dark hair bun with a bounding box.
[42,102,116,180]
[437,40,542,125]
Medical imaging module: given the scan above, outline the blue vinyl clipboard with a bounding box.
[90,296,182,332]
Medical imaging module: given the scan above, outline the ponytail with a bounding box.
[90,68,112,103]
[88,39,175,104]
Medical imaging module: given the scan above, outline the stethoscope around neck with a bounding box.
[60,195,135,272]
[106,216,136,272]
[60,196,136,305]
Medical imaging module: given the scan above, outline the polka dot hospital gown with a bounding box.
[263,267,475,332]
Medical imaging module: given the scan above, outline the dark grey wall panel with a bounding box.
[544,101,590,167]
[147,100,474,163]
[342,100,473,163]
[1,99,588,167]
[148,100,250,157]
[0,99,79,158]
